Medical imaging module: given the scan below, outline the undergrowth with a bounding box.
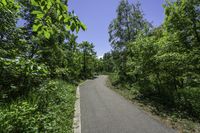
[0,80,76,133]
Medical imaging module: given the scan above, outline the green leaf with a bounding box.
[47,1,52,9]
[57,9,61,16]
[2,0,7,6]
[31,10,44,19]
[76,26,80,33]
[59,15,62,21]
[31,0,38,6]
[31,10,43,15]
[80,22,87,31]
[36,13,44,19]
[66,25,71,30]
[44,31,50,39]
[33,24,42,32]
[61,4,67,11]
[41,5,45,10]
[56,0,61,4]
[64,17,70,23]
[70,23,76,32]
[10,85,17,89]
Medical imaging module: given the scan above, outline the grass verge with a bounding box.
[0,80,76,133]
[107,73,200,133]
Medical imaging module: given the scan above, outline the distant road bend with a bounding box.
[79,75,177,133]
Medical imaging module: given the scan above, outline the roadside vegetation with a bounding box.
[108,74,200,133]
[0,80,76,133]
[0,0,101,132]
[1,0,199,132]
[102,0,200,132]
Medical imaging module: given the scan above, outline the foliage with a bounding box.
[0,57,49,102]
[0,0,99,132]
[0,80,76,133]
[108,0,151,81]
[0,0,98,97]
[175,87,200,118]
[108,0,150,49]
[78,41,97,79]
[102,52,115,73]
[105,0,200,120]
[0,101,39,133]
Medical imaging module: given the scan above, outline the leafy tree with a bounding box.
[108,0,151,81]
[95,58,104,74]
[0,0,89,101]
[102,52,115,73]
[0,0,23,58]
[64,34,83,82]
[79,41,96,79]
[164,0,200,48]
[108,0,151,50]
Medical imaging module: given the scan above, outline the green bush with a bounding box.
[0,80,76,133]
[176,88,200,119]
[0,57,49,101]
[0,101,40,133]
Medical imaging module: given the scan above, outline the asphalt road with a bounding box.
[80,75,177,133]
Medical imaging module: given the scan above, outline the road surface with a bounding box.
[79,75,177,133]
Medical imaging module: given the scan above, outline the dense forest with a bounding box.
[102,0,200,122]
[0,0,101,132]
[0,0,200,132]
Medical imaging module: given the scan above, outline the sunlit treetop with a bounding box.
[0,0,86,39]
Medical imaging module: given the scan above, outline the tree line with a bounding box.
[102,0,200,120]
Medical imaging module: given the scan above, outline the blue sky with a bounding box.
[68,0,165,57]
[17,0,165,57]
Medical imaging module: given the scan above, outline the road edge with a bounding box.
[73,86,81,133]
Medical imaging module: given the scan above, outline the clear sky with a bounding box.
[68,0,165,57]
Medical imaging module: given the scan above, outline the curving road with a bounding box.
[79,75,177,133]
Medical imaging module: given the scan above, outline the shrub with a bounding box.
[176,87,200,119]
[0,80,76,133]
[0,101,40,133]
[0,57,49,102]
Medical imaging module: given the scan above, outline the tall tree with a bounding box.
[108,0,151,81]
[79,41,96,79]
[108,0,151,50]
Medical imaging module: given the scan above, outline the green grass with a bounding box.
[107,73,200,133]
[0,80,76,133]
